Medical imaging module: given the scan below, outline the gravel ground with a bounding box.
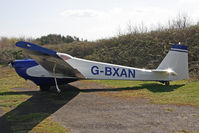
[1,80,199,133]
[52,81,199,133]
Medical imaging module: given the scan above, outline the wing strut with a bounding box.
[53,62,61,93]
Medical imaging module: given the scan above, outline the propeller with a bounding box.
[8,60,14,67]
[6,52,14,68]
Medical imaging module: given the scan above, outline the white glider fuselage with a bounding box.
[65,56,167,81]
[57,45,188,82]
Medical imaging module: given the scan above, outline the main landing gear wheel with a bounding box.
[164,81,170,86]
[40,85,50,91]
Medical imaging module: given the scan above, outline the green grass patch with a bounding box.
[96,80,199,107]
[6,113,70,133]
[0,67,70,132]
[31,117,71,133]
[0,68,35,112]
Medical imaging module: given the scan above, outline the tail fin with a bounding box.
[157,44,189,80]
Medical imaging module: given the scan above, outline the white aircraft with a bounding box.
[11,41,188,92]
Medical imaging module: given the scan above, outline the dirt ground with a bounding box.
[1,80,199,133]
[52,81,199,133]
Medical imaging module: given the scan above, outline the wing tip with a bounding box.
[16,41,57,56]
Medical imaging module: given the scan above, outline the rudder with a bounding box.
[157,44,189,80]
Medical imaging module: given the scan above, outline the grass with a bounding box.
[0,67,70,133]
[96,79,199,107]
[31,117,71,133]
[6,113,69,133]
[0,67,34,112]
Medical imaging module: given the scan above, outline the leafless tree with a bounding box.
[168,13,192,29]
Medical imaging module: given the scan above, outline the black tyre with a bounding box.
[165,81,170,86]
[40,85,50,91]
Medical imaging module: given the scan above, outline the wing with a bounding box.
[16,41,85,79]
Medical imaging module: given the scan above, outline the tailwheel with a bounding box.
[40,85,50,91]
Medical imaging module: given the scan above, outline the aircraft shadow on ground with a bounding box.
[79,83,184,93]
[0,85,80,133]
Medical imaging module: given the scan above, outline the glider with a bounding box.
[10,41,188,92]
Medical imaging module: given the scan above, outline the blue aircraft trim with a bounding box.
[14,59,76,86]
[16,41,57,56]
[171,44,188,50]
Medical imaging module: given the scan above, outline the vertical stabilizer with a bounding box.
[157,44,189,80]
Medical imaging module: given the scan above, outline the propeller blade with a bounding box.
[8,60,14,67]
